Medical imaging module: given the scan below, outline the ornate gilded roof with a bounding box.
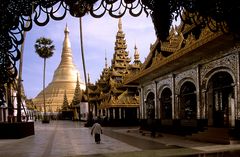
[88,17,140,109]
[125,18,227,85]
[98,90,139,109]
[160,27,184,52]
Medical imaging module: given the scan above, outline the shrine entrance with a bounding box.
[179,81,197,119]
[146,92,155,119]
[160,88,172,119]
[207,72,234,127]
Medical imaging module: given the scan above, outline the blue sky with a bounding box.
[21,11,156,98]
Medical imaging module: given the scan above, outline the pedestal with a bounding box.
[0,122,35,139]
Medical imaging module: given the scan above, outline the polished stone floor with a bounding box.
[0,120,240,157]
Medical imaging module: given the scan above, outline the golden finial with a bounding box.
[63,23,71,48]
[87,73,90,84]
[134,44,140,61]
[64,23,69,34]
[105,50,108,68]
[118,11,122,31]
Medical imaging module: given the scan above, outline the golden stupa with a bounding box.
[33,25,85,112]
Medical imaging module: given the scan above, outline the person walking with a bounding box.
[91,120,103,144]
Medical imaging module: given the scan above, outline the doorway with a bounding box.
[146,92,155,119]
[207,72,234,127]
[180,81,197,119]
[160,88,172,119]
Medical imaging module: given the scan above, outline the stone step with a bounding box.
[187,127,230,144]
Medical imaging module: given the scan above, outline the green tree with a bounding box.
[71,76,82,120]
[71,76,82,107]
[34,37,55,123]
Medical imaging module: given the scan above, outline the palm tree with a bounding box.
[34,37,55,123]
[79,17,93,126]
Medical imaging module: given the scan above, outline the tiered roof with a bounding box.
[88,17,142,109]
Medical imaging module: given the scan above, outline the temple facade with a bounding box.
[33,25,85,113]
[125,17,240,142]
[88,17,141,126]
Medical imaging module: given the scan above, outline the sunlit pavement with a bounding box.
[0,121,240,157]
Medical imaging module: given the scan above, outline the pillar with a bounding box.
[237,51,240,120]
[201,89,207,119]
[119,108,121,119]
[229,94,235,127]
[107,109,110,119]
[138,88,141,119]
[113,108,115,119]
[196,65,201,119]
[137,107,139,119]
[154,81,158,119]
[172,74,176,119]
[140,86,145,119]
[0,108,2,122]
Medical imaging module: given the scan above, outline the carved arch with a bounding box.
[159,86,172,119]
[202,67,236,90]
[176,77,196,95]
[158,85,171,99]
[145,91,155,119]
[179,81,197,119]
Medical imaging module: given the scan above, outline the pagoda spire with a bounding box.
[64,23,71,48]
[51,25,80,82]
[111,14,131,82]
[134,44,140,62]
[118,16,122,32]
[105,50,108,68]
[57,24,73,68]
[87,73,90,84]
[77,73,79,84]
[133,44,141,65]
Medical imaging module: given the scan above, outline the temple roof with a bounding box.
[124,18,233,85]
[88,16,140,109]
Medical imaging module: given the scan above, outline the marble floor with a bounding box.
[0,120,240,157]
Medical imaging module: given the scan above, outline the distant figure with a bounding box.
[91,121,103,144]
